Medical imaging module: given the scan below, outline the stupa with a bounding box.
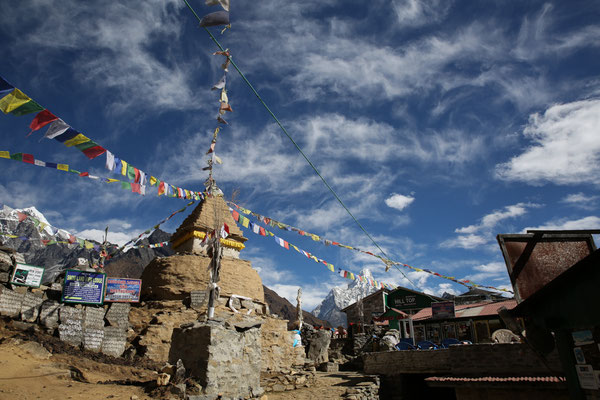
[141,194,264,302]
[132,191,304,396]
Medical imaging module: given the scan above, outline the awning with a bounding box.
[375,307,411,321]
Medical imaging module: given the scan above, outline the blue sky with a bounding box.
[0,0,599,309]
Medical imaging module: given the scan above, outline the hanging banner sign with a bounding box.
[62,270,106,305]
[10,263,45,288]
[104,278,142,303]
[432,301,456,319]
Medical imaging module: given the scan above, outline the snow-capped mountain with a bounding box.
[0,204,173,282]
[311,268,380,328]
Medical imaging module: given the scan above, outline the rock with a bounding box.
[306,330,331,364]
[157,372,170,386]
[175,359,185,382]
[318,362,338,372]
[170,383,186,397]
[272,384,286,392]
[20,341,51,359]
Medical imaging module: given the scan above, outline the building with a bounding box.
[411,299,517,343]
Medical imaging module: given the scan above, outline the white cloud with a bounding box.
[1,0,198,113]
[443,202,541,249]
[456,202,541,234]
[463,261,507,282]
[561,193,599,210]
[385,194,415,211]
[440,234,488,250]
[268,282,337,311]
[392,0,451,28]
[523,216,600,232]
[496,99,600,185]
[75,229,133,247]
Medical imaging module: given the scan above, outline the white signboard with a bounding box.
[11,263,45,288]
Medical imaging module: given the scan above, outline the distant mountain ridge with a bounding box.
[0,204,324,322]
[311,268,380,328]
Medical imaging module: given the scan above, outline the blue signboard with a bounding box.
[104,278,142,303]
[62,270,106,305]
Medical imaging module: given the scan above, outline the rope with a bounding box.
[180,0,428,294]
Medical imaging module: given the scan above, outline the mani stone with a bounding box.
[105,303,130,328]
[59,319,83,347]
[102,326,127,357]
[84,306,106,329]
[83,327,104,352]
[190,290,208,310]
[241,299,254,309]
[60,306,83,323]
[0,288,24,317]
[20,292,43,322]
[39,300,61,329]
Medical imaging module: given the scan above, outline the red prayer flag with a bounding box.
[131,183,141,194]
[29,110,58,132]
[17,212,27,222]
[232,210,239,221]
[68,235,76,244]
[158,181,165,195]
[259,227,266,236]
[22,154,34,164]
[134,167,140,183]
[81,145,106,159]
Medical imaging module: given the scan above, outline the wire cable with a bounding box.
[181,0,426,293]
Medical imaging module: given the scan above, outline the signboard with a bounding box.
[11,263,45,288]
[62,270,106,305]
[432,301,455,319]
[393,294,417,308]
[104,278,141,303]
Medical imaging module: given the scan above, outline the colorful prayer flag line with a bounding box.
[229,203,513,294]
[0,150,207,202]
[229,207,397,290]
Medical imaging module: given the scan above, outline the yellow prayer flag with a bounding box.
[106,178,119,183]
[311,234,320,241]
[0,89,31,114]
[84,240,94,249]
[150,176,157,186]
[220,89,228,103]
[242,216,249,228]
[0,151,9,159]
[57,164,69,171]
[63,133,90,147]
[327,263,334,272]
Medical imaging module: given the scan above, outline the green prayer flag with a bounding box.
[11,99,44,116]
[121,181,131,190]
[127,164,136,181]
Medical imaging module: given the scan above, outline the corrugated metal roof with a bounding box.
[412,299,517,321]
[425,375,565,383]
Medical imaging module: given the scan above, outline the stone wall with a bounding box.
[168,320,263,398]
[141,254,264,302]
[0,284,130,357]
[261,316,305,372]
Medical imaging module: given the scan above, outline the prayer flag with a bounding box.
[217,116,228,124]
[220,223,229,239]
[199,11,230,27]
[10,153,22,162]
[205,0,229,11]
[57,164,69,171]
[220,89,228,103]
[327,263,334,272]
[219,102,233,113]
[126,164,136,181]
[241,216,249,228]
[79,172,89,177]
[81,144,106,159]
[0,89,33,114]
[53,128,80,143]
[121,181,131,190]
[0,76,14,97]
[131,183,141,194]
[150,176,157,186]
[105,151,115,171]
[259,226,266,236]
[211,75,226,90]
[0,151,9,159]
[11,99,44,116]
[158,181,165,195]
[17,212,27,222]
[232,210,239,221]
[134,167,141,183]
[29,110,58,133]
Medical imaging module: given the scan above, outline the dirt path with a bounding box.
[266,371,376,400]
